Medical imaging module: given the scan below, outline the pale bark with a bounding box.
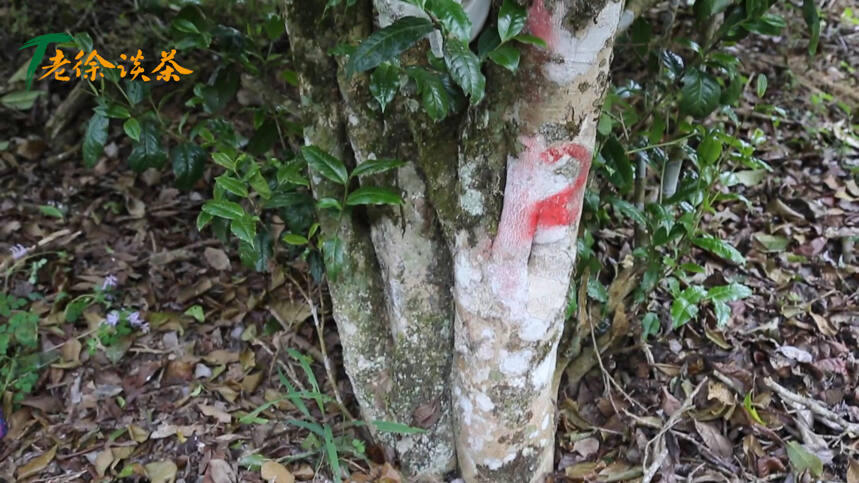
[450,1,622,480]
[283,0,622,481]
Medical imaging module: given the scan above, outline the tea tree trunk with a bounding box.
[283,1,622,481]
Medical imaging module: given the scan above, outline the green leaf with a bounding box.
[246,120,278,156]
[743,391,765,425]
[249,171,272,200]
[713,299,731,327]
[498,0,527,42]
[172,142,206,190]
[756,73,768,97]
[693,0,732,23]
[322,236,345,280]
[215,174,248,198]
[609,197,646,225]
[39,205,64,219]
[802,0,820,55]
[352,158,405,177]
[346,186,403,206]
[671,285,707,328]
[427,0,472,41]
[196,211,213,231]
[127,121,168,172]
[641,312,660,340]
[83,113,109,168]
[697,131,723,166]
[346,16,435,75]
[184,305,206,322]
[443,39,485,104]
[680,69,722,118]
[202,67,239,113]
[487,44,520,72]
[477,28,502,59]
[202,199,246,221]
[0,90,42,110]
[301,146,348,185]
[282,233,309,245]
[230,216,257,247]
[786,441,823,477]
[692,235,745,265]
[212,152,236,171]
[587,278,608,303]
[372,420,427,435]
[316,198,343,212]
[123,118,141,142]
[707,282,752,302]
[105,104,131,119]
[405,67,450,121]
[370,62,401,112]
[513,34,547,48]
[601,136,633,193]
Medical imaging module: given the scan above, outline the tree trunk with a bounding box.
[283,1,622,481]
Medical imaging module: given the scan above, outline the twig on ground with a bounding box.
[763,377,859,437]
[642,378,706,483]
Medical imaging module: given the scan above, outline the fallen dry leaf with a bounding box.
[261,460,295,483]
[199,403,232,424]
[694,420,732,459]
[206,458,237,483]
[145,460,178,483]
[205,247,231,270]
[16,445,57,479]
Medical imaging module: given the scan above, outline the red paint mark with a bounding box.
[527,0,557,52]
[540,143,591,165]
[494,138,592,261]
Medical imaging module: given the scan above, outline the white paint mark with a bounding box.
[532,351,554,389]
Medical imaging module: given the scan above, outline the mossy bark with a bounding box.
[284,0,623,481]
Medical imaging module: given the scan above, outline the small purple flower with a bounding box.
[138,322,151,334]
[101,274,118,290]
[10,244,29,260]
[103,311,120,327]
[127,311,141,325]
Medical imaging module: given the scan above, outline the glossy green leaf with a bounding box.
[202,199,246,221]
[707,282,752,302]
[697,132,723,166]
[282,233,309,245]
[369,63,400,112]
[0,90,42,110]
[127,121,168,172]
[487,44,520,72]
[692,235,746,265]
[345,17,434,75]
[172,142,206,190]
[641,312,660,340]
[301,146,348,185]
[352,158,405,177]
[123,117,141,142]
[230,216,257,247]
[215,175,249,198]
[671,285,707,328]
[443,39,485,104]
[513,34,547,48]
[498,0,527,42]
[406,67,450,121]
[680,68,721,118]
[346,186,403,206]
[212,152,236,171]
[322,236,345,280]
[83,113,109,168]
[802,0,820,55]
[196,210,213,231]
[316,197,343,212]
[601,136,633,193]
[427,0,471,41]
[756,73,768,97]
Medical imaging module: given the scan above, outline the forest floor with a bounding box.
[1,1,858,482]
